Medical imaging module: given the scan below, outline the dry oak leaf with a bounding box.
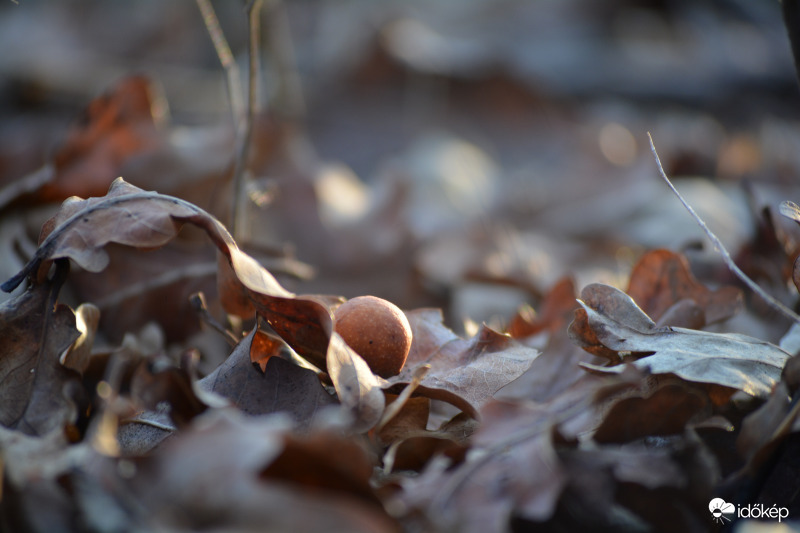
[2,178,336,372]
[327,332,386,432]
[625,249,742,327]
[573,283,790,398]
[395,400,566,533]
[199,327,337,429]
[385,308,540,418]
[0,262,83,436]
[507,276,578,339]
[126,409,398,532]
[553,435,717,532]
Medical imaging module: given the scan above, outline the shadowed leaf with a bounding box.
[0,264,83,436]
[576,284,790,397]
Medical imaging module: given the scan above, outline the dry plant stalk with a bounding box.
[648,133,800,325]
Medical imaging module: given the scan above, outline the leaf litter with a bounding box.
[3,2,800,532]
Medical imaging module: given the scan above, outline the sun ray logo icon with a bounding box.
[709,498,736,524]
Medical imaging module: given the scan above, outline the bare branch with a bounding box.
[648,133,800,325]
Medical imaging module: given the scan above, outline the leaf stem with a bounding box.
[648,133,800,324]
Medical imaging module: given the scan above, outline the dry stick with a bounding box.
[230,0,264,239]
[195,0,244,124]
[648,133,800,325]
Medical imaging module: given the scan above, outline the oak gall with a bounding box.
[333,295,412,378]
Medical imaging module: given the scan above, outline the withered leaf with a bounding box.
[2,178,335,370]
[327,332,386,432]
[553,435,717,532]
[129,409,397,532]
[60,302,100,374]
[592,381,713,444]
[507,276,577,339]
[387,309,540,418]
[199,327,337,429]
[576,284,790,398]
[625,249,742,325]
[260,431,381,508]
[0,263,83,436]
[397,399,567,533]
[42,75,162,204]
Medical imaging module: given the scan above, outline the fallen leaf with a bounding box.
[327,332,386,432]
[60,302,100,374]
[592,380,714,444]
[551,434,718,532]
[386,309,540,418]
[507,276,578,339]
[199,327,337,429]
[0,262,83,436]
[128,409,398,532]
[2,178,337,370]
[625,249,742,326]
[42,75,163,204]
[574,283,791,398]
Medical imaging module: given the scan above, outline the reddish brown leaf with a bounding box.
[260,431,381,508]
[378,395,430,445]
[569,283,656,365]
[249,328,285,371]
[42,75,162,204]
[388,435,467,472]
[592,381,713,444]
[507,276,577,339]
[625,249,742,325]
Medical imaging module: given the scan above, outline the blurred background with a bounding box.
[1,0,800,350]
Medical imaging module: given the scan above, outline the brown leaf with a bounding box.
[575,284,790,398]
[592,381,713,444]
[327,332,386,432]
[378,395,430,445]
[569,283,656,365]
[249,327,284,371]
[387,309,540,418]
[199,327,337,429]
[626,249,743,325]
[42,75,162,204]
[396,399,567,533]
[129,409,398,532]
[0,263,83,436]
[552,435,717,532]
[260,431,381,508]
[130,353,209,429]
[2,178,337,370]
[387,434,467,473]
[60,302,100,374]
[507,276,577,339]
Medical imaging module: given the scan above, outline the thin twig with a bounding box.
[266,0,305,119]
[648,133,800,325]
[231,0,264,238]
[195,0,244,125]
